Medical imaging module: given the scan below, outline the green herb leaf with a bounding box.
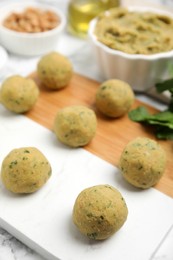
[156,78,173,93]
[128,106,173,139]
[147,119,173,128]
[168,99,173,112]
[156,126,173,140]
[129,74,173,140]
[128,106,151,121]
[148,110,173,122]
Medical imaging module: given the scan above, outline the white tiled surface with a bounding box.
[0,0,173,260]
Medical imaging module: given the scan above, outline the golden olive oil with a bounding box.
[68,0,120,38]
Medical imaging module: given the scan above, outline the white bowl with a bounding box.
[0,2,66,56]
[88,6,173,92]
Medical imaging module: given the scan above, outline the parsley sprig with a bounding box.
[128,78,173,140]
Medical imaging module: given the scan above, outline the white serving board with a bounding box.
[0,104,173,260]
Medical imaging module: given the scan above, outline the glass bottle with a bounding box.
[67,0,120,38]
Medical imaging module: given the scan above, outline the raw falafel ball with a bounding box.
[53,105,97,147]
[1,147,52,193]
[37,51,73,89]
[73,184,128,240]
[96,79,134,118]
[119,137,167,189]
[0,75,39,113]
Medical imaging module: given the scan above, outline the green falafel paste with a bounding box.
[94,7,173,54]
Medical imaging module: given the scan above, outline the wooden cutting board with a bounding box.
[26,72,173,198]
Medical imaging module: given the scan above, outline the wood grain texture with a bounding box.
[26,73,173,198]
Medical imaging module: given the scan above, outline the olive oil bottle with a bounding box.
[67,0,120,38]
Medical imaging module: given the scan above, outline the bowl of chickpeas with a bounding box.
[0,2,66,56]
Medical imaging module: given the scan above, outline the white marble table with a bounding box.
[0,0,173,260]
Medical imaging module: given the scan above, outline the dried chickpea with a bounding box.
[3,7,60,33]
